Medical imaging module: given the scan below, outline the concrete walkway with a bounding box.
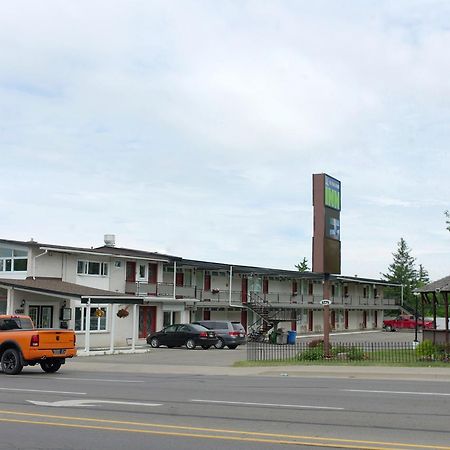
[68,351,450,382]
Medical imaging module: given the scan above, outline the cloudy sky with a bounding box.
[1,0,449,280]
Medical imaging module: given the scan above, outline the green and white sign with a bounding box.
[325,175,341,211]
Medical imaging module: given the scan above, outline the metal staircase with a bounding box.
[400,302,418,316]
[246,292,298,333]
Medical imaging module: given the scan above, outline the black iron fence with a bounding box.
[247,340,450,364]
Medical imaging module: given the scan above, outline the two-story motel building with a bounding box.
[0,236,400,351]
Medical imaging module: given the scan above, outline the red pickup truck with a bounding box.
[0,315,77,375]
[383,315,433,332]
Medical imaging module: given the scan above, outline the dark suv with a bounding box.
[192,320,246,349]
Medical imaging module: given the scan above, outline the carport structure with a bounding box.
[417,275,450,344]
[0,277,143,354]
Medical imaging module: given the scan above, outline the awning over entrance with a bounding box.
[0,277,143,355]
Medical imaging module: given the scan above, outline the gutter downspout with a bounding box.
[33,250,48,279]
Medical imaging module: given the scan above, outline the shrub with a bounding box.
[332,345,366,361]
[308,339,331,349]
[297,339,325,361]
[415,340,437,360]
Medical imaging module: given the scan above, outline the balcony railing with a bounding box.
[124,281,400,307]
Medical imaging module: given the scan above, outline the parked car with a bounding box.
[192,320,246,349]
[146,323,218,349]
[383,314,434,332]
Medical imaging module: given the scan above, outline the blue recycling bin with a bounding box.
[287,330,297,345]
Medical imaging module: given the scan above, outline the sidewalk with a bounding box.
[68,352,450,382]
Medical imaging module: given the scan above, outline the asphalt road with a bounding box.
[1,331,449,450]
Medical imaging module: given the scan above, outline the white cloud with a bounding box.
[0,0,449,280]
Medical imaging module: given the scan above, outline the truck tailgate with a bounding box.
[37,330,75,349]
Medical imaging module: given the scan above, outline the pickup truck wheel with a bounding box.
[1,348,23,375]
[40,360,62,373]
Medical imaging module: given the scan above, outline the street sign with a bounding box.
[320,299,332,306]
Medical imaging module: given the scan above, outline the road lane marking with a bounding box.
[344,389,450,397]
[27,399,161,407]
[0,411,449,450]
[17,376,145,383]
[56,377,145,383]
[0,388,86,395]
[191,399,344,410]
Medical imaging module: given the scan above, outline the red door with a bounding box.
[331,310,336,329]
[148,263,157,283]
[126,262,136,282]
[308,310,313,331]
[362,311,367,328]
[241,278,248,304]
[203,310,211,320]
[176,272,184,287]
[139,306,156,338]
[263,278,269,294]
[344,310,349,329]
[204,273,211,291]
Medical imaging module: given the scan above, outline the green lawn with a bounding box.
[237,348,450,367]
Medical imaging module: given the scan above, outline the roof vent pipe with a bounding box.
[104,234,116,247]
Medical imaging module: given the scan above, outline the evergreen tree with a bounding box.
[417,264,430,287]
[295,257,309,272]
[381,238,418,307]
[445,210,450,232]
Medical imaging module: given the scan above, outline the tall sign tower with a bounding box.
[312,173,341,274]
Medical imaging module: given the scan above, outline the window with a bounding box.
[77,260,108,276]
[163,311,174,327]
[0,247,27,272]
[137,263,147,280]
[74,306,107,331]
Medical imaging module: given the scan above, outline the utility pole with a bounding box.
[322,274,332,358]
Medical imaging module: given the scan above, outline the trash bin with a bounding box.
[269,330,277,344]
[277,332,288,345]
[287,330,297,345]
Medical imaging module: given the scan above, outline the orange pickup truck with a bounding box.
[0,315,77,375]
